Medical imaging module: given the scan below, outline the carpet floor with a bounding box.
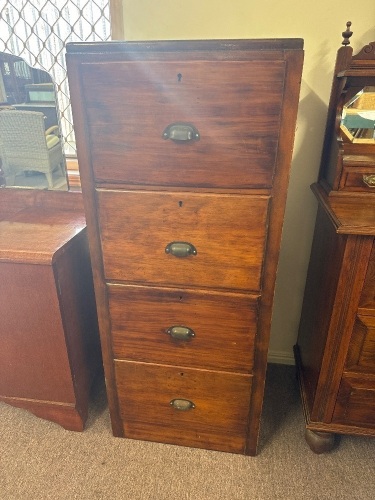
[1,363,374,500]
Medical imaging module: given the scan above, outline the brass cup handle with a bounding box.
[170,399,195,411]
[362,174,375,188]
[165,241,197,258]
[167,326,195,340]
[162,123,200,142]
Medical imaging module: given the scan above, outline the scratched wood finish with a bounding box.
[115,360,252,453]
[98,190,269,291]
[67,39,304,454]
[109,284,258,372]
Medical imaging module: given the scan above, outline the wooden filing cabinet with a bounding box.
[295,26,375,453]
[67,39,303,454]
[0,204,101,430]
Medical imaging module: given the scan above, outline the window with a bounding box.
[0,0,123,155]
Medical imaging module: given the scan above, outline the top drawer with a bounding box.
[79,60,285,188]
[340,166,375,193]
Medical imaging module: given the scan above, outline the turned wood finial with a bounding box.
[342,21,353,46]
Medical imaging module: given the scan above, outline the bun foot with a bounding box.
[305,429,335,454]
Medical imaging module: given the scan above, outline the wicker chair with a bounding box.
[0,110,64,188]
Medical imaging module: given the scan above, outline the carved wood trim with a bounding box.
[352,42,375,61]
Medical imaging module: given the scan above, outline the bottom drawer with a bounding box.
[332,376,375,428]
[115,360,252,453]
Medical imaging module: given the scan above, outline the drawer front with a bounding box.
[81,60,285,188]
[108,284,258,373]
[115,360,252,453]
[332,376,375,428]
[340,167,375,192]
[98,190,269,291]
[346,315,375,374]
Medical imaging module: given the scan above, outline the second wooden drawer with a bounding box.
[98,189,269,292]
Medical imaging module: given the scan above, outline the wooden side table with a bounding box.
[0,206,101,431]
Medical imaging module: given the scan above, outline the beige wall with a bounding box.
[121,1,375,363]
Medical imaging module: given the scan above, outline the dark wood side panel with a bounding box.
[296,205,347,416]
[0,262,75,403]
[54,229,102,419]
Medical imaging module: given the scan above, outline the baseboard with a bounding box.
[267,349,295,365]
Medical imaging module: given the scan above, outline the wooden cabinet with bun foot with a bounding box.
[295,23,375,453]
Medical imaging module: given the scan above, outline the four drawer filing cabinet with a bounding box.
[67,39,303,455]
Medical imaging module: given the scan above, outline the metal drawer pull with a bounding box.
[170,399,195,411]
[362,174,375,187]
[162,123,200,142]
[165,241,197,258]
[167,326,195,340]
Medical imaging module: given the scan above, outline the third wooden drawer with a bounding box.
[108,283,258,373]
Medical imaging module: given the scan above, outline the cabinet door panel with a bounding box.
[359,242,375,313]
[332,376,375,427]
[346,315,375,373]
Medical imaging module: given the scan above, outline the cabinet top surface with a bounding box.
[0,208,86,264]
[66,38,304,55]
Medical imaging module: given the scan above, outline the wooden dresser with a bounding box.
[67,39,303,454]
[295,25,375,453]
[0,190,101,431]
